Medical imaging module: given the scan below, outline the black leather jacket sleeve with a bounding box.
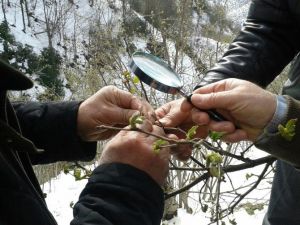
[13,101,96,164]
[71,163,164,225]
[199,0,300,88]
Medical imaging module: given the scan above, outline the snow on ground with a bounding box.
[0,0,48,52]
[42,171,89,225]
[43,164,268,225]
[164,208,266,225]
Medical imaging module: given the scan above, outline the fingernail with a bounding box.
[158,118,168,126]
[148,112,156,122]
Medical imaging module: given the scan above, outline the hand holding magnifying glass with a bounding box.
[128,51,227,122]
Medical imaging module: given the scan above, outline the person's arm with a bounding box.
[72,163,164,225]
[14,86,153,164]
[72,120,171,225]
[189,78,300,167]
[155,1,300,136]
[199,0,300,87]
[13,101,97,164]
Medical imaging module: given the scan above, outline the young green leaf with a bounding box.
[153,139,168,154]
[122,70,131,79]
[206,152,223,178]
[209,166,223,178]
[229,219,237,225]
[133,76,140,84]
[63,165,70,174]
[278,118,297,141]
[209,131,225,141]
[130,87,136,94]
[186,125,199,140]
[241,202,264,215]
[206,152,223,165]
[201,204,208,213]
[74,168,82,181]
[129,114,144,129]
[245,173,253,180]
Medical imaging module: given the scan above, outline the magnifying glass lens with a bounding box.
[133,55,182,88]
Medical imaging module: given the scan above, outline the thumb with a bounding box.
[191,92,233,111]
[113,88,142,110]
[156,109,177,127]
[158,116,172,127]
[114,108,140,125]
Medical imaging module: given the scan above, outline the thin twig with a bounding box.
[96,125,193,145]
[209,161,273,224]
[165,156,275,199]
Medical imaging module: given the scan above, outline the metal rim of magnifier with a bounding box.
[128,51,183,95]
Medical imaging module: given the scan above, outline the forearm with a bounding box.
[13,101,96,164]
[71,163,164,225]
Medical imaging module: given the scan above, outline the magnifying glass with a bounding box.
[128,51,227,122]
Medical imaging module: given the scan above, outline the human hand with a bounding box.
[98,119,172,186]
[77,85,154,141]
[156,98,208,160]
[189,78,277,142]
[156,98,209,136]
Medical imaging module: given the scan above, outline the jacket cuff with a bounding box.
[74,163,164,225]
[255,96,300,168]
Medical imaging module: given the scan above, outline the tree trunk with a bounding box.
[1,0,7,22]
[20,0,26,32]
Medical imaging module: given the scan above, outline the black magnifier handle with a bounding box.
[186,94,227,122]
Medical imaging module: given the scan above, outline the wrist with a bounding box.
[264,95,288,133]
[77,100,88,141]
[256,95,288,141]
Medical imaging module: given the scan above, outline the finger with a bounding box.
[180,98,193,112]
[139,100,156,123]
[191,92,233,111]
[193,80,228,94]
[167,133,178,140]
[208,121,236,134]
[221,129,248,142]
[153,124,165,135]
[111,86,142,110]
[155,103,171,120]
[157,99,186,127]
[167,133,192,161]
[191,108,210,125]
[136,118,153,133]
[147,125,166,142]
[104,86,144,125]
[171,144,192,161]
[113,108,141,125]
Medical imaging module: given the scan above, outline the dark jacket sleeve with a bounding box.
[13,101,97,164]
[199,0,300,88]
[71,163,164,225]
